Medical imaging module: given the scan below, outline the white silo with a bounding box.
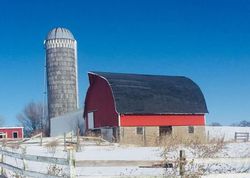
[44,27,79,120]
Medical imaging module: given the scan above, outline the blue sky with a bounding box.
[0,0,250,126]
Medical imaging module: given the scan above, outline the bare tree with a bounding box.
[17,102,49,137]
[238,120,250,127]
[210,122,222,126]
[231,120,250,127]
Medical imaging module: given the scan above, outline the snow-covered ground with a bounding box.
[206,126,250,141]
[1,139,250,177]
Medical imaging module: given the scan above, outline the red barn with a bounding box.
[84,72,208,145]
[0,127,23,139]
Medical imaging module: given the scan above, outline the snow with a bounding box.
[75,145,162,161]
[206,126,250,141]
[75,167,166,177]
[1,138,250,177]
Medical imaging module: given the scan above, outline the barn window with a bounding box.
[160,126,172,136]
[12,132,18,138]
[136,127,144,135]
[0,132,5,138]
[188,126,194,134]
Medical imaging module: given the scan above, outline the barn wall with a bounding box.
[119,126,205,146]
[0,128,23,139]
[120,114,205,126]
[172,126,206,142]
[84,74,118,129]
[120,127,144,145]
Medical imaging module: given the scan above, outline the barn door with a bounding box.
[88,112,94,129]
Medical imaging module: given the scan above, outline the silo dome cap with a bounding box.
[46,27,75,40]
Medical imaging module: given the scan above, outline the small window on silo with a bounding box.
[188,126,194,134]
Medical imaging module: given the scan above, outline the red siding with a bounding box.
[0,127,23,139]
[84,74,119,129]
[120,114,205,126]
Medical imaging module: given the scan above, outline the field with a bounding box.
[0,134,250,178]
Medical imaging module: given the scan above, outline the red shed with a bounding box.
[0,127,23,139]
[84,72,208,145]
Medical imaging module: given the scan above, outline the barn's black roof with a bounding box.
[90,72,208,114]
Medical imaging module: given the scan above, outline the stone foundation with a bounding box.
[119,126,205,146]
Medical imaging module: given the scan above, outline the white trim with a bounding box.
[88,72,119,115]
[118,114,121,127]
[0,127,23,129]
[87,112,94,129]
[45,39,75,49]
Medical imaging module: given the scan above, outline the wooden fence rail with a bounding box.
[0,162,60,178]
[0,149,68,165]
[234,132,249,142]
[1,147,250,178]
[0,147,75,178]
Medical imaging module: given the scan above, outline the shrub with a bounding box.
[47,164,67,177]
[45,139,60,153]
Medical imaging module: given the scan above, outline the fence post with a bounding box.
[76,128,81,152]
[22,146,27,177]
[40,133,43,146]
[143,127,146,146]
[207,131,210,143]
[68,148,76,178]
[234,132,237,142]
[0,147,5,176]
[0,148,3,175]
[64,133,66,151]
[179,150,186,177]
[71,130,73,142]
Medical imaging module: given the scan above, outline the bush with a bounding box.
[45,139,60,153]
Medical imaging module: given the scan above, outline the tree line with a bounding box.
[210,120,250,127]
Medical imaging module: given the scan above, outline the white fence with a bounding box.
[0,147,165,177]
[0,147,75,178]
[1,128,250,177]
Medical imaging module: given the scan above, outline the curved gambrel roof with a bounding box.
[90,71,208,114]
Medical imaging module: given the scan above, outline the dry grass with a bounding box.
[8,143,21,150]
[47,164,67,177]
[45,139,60,153]
[186,137,225,158]
[161,136,226,177]
[0,139,8,147]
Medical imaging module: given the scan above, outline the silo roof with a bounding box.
[46,27,74,40]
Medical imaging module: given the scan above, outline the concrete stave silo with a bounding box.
[44,27,78,120]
